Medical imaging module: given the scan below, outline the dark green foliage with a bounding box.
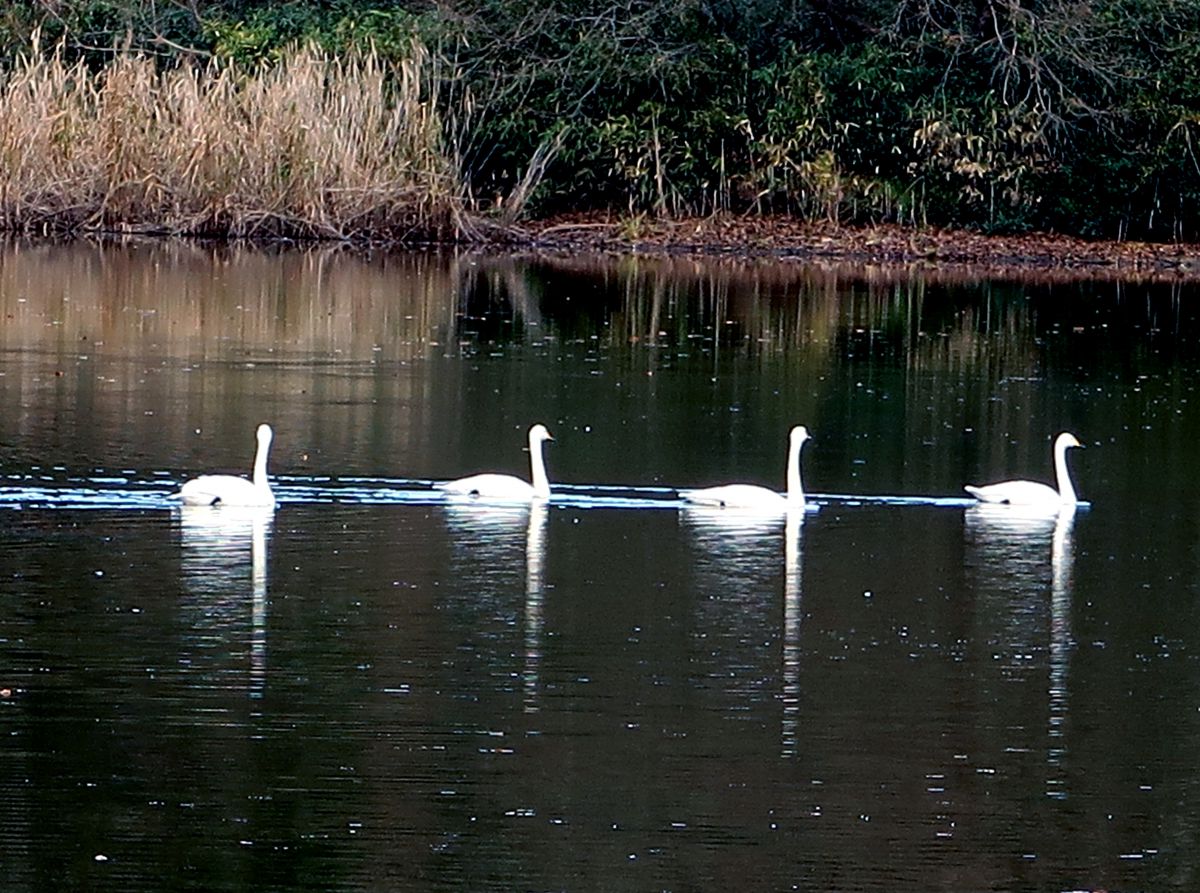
[5,0,1200,240]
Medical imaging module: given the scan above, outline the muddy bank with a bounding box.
[510,213,1200,281]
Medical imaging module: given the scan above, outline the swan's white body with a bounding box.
[177,423,277,509]
[965,432,1082,508]
[680,426,811,510]
[437,424,554,501]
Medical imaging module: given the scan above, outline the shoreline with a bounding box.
[10,213,1200,283]
[512,214,1200,281]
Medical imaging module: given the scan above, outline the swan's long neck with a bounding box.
[1054,441,1077,505]
[252,436,271,489]
[528,433,550,499]
[785,438,806,505]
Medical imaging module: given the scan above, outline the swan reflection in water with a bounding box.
[523,503,548,713]
[1048,508,1075,773]
[964,503,1076,792]
[679,503,787,540]
[781,509,804,758]
[441,499,548,712]
[679,504,805,757]
[177,504,273,700]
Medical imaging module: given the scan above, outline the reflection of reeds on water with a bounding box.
[3,239,1175,388]
[0,241,458,361]
[0,242,1177,504]
[178,505,272,700]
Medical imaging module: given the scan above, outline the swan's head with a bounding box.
[1056,432,1082,450]
[790,425,811,445]
[529,424,554,443]
[256,423,274,445]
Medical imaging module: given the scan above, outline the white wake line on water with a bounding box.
[0,474,1091,511]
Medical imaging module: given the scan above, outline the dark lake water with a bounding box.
[3,240,1200,890]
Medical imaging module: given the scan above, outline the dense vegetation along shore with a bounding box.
[3,1,1200,249]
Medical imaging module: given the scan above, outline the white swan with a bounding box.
[965,432,1082,508]
[680,425,811,510]
[176,423,277,508]
[437,424,554,501]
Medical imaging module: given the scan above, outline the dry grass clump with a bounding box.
[0,41,468,241]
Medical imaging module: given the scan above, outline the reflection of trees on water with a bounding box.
[7,242,1200,497]
[456,254,1200,489]
[452,259,546,345]
[5,243,1198,370]
[6,241,1197,386]
[469,254,1191,356]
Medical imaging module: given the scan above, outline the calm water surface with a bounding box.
[3,241,1200,890]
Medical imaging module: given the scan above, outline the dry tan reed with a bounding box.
[0,41,468,241]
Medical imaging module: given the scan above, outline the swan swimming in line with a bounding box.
[176,423,277,508]
[965,432,1082,508]
[680,425,811,510]
[436,424,554,501]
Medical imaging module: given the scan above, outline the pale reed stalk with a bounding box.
[0,41,466,240]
